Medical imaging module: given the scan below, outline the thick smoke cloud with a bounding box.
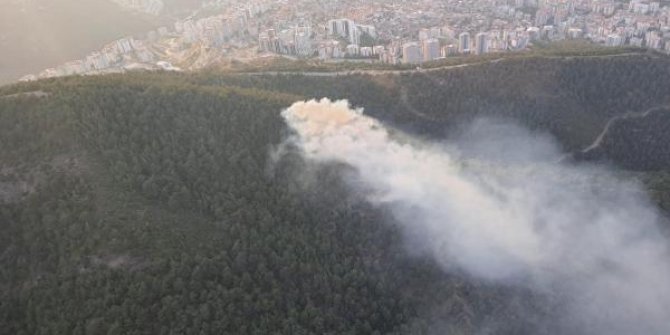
[281,98,670,334]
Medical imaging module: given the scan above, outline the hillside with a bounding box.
[201,49,670,163]
[2,51,670,334]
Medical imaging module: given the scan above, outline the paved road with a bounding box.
[581,104,670,154]
[0,90,50,99]
[238,52,645,78]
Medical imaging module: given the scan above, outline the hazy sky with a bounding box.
[0,0,163,84]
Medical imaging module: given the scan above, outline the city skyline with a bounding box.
[14,0,670,81]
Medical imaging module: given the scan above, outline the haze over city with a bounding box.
[3,0,670,84]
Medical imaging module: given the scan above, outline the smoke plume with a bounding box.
[281,98,670,334]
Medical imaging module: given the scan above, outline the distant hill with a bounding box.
[0,0,163,85]
[1,50,670,334]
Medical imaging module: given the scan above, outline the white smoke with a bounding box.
[281,98,670,334]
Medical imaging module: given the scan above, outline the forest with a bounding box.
[1,49,670,334]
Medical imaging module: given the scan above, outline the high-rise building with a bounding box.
[258,29,283,53]
[542,25,555,39]
[605,34,622,47]
[458,32,471,54]
[475,32,488,55]
[567,28,583,39]
[346,44,360,56]
[294,26,313,57]
[422,38,440,62]
[526,27,541,40]
[442,26,455,39]
[419,28,431,41]
[277,29,296,54]
[402,42,421,64]
[645,31,662,49]
[357,25,377,38]
[535,9,550,26]
[441,44,458,57]
[327,19,360,45]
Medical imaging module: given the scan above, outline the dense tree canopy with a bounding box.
[1,50,669,334]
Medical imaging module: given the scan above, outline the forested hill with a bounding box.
[1,76,503,335]
[1,51,670,334]
[199,49,670,159]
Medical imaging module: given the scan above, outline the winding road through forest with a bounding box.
[239,52,645,78]
[581,104,670,154]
